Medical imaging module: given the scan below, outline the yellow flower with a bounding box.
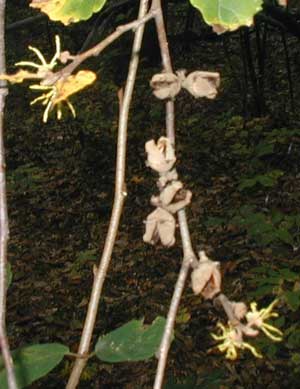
[0,35,97,122]
[212,323,262,360]
[16,35,61,77]
[246,300,283,342]
[30,70,96,122]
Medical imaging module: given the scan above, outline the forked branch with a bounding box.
[66,1,151,388]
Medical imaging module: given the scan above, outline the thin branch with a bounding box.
[78,0,136,53]
[6,0,134,33]
[6,14,45,31]
[215,293,240,324]
[0,0,17,388]
[78,11,114,54]
[66,1,150,388]
[45,10,155,86]
[154,211,197,389]
[151,1,198,387]
[152,0,174,144]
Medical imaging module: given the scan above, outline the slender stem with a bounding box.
[45,10,155,86]
[152,0,175,144]
[154,259,190,389]
[0,1,17,388]
[153,212,197,389]
[6,14,45,31]
[215,293,239,324]
[79,0,136,53]
[66,1,150,388]
[152,1,197,387]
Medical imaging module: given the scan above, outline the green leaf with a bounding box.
[238,177,257,190]
[189,0,263,33]
[30,0,108,25]
[248,220,273,236]
[251,265,273,274]
[0,343,69,389]
[256,174,276,187]
[291,353,300,365]
[284,291,300,311]
[95,317,167,362]
[270,209,284,224]
[278,268,299,281]
[76,249,98,263]
[249,284,274,297]
[276,228,293,245]
[288,330,300,349]
[204,216,226,227]
[254,142,274,158]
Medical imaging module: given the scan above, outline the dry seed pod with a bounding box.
[191,251,221,299]
[157,169,178,189]
[158,169,178,189]
[158,181,183,206]
[182,71,220,99]
[143,207,176,247]
[145,137,176,173]
[231,302,248,320]
[150,72,181,100]
[164,189,192,214]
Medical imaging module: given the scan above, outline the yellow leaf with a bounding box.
[0,70,37,84]
[53,70,97,104]
[30,1,72,25]
[29,70,97,122]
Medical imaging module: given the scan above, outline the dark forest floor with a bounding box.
[4,2,300,388]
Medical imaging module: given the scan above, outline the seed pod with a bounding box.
[150,72,181,100]
[182,71,220,99]
[145,137,176,173]
[191,251,221,299]
[143,207,176,247]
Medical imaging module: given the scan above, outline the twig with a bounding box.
[152,0,175,144]
[66,1,150,388]
[6,0,134,33]
[154,211,197,389]
[78,11,114,54]
[78,0,136,53]
[6,14,45,31]
[151,1,198,387]
[215,293,239,324]
[45,9,155,86]
[0,1,17,388]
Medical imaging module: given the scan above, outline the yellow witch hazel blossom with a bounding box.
[211,323,262,360]
[16,35,61,77]
[212,299,283,360]
[30,70,96,122]
[246,300,283,341]
[0,35,97,122]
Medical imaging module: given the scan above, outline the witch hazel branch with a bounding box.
[143,137,192,247]
[143,134,283,361]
